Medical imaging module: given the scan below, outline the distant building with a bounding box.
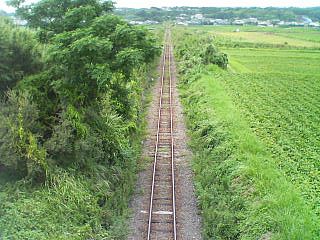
[210,19,230,25]
[244,18,258,24]
[257,20,273,27]
[233,19,245,25]
[176,21,188,26]
[192,14,204,20]
[129,21,144,25]
[309,22,320,27]
[302,16,312,24]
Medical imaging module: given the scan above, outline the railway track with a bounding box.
[147,30,177,240]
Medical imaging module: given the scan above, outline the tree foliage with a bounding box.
[0,17,43,95]
[0,1,159,238]
[0,91,47,179]
[174,29,228,81]
[0,1,160,179]
[9,0,114,42]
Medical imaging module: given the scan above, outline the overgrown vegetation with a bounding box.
[0,17,43,95]
[173,27,320,239]
[0,1,160,238]
[174,29,228,70]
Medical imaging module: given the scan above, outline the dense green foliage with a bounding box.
[174,30,228,70]
[0,1,160,238]
[115,7,320,22]
[173,27,320,239]
[9,0,114,42]
[0,17,43,95]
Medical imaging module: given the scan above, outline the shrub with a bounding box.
[202,44,228,69]
[0,91,47,179]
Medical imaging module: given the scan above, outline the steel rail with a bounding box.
[147,33,167,240]
[147,30,177,240]
[168,31,177,240]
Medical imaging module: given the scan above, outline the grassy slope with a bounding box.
[180,65,318,239]
[176,26,320,239]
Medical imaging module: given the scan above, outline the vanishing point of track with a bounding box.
[147,30,177,240]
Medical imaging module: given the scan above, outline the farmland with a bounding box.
[221,31,320,216]
[189,25,320,47]
[173,26,320,239]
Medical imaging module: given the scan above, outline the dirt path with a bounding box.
[127,38,202,239]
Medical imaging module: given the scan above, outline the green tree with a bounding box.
[8,0,114,42]
[2,0,159,179]
[0,17,43,95]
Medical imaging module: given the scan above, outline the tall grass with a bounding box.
[179,65,319,239]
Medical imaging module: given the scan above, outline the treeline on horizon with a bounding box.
[0,10,13,17]
[115,7,320,22]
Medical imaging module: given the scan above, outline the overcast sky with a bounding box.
[1,0,320,13]
[115,0,320,8]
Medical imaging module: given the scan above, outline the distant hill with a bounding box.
[0,10,8,16]
[0,9,14,17]
[115,7,320,23]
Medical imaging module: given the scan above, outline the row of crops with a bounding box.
[222,47,320,216]
[173,26,320,239]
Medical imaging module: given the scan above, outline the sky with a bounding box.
[115,0,320,8]
[1,0,320,13]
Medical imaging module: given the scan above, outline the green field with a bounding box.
[173,26,320,239]
[190,25,320,47]
[218,31,320,47]
[223,47,320,213]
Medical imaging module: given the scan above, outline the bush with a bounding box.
[0,3,159,239]
[173,28,228,75]
[0,91,47,179]
[202,44,228,69]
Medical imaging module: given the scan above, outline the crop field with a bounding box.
[173,26,320,238]
[193,27,320,215]
[217,31,320,47]
[191,25,320,47]
[222,47,320,213]
[226,48,320,74]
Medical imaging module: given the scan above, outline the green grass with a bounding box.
[216,31,320,47]
[173,26,320,239]
[0,170,118,240]
[225,48,320,75]
[218,47,320,216]
[188,25,320,48]
[179,65,318,239]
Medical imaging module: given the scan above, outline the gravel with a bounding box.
[127,46,202,240]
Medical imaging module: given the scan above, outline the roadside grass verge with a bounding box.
[179,65,319,239]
